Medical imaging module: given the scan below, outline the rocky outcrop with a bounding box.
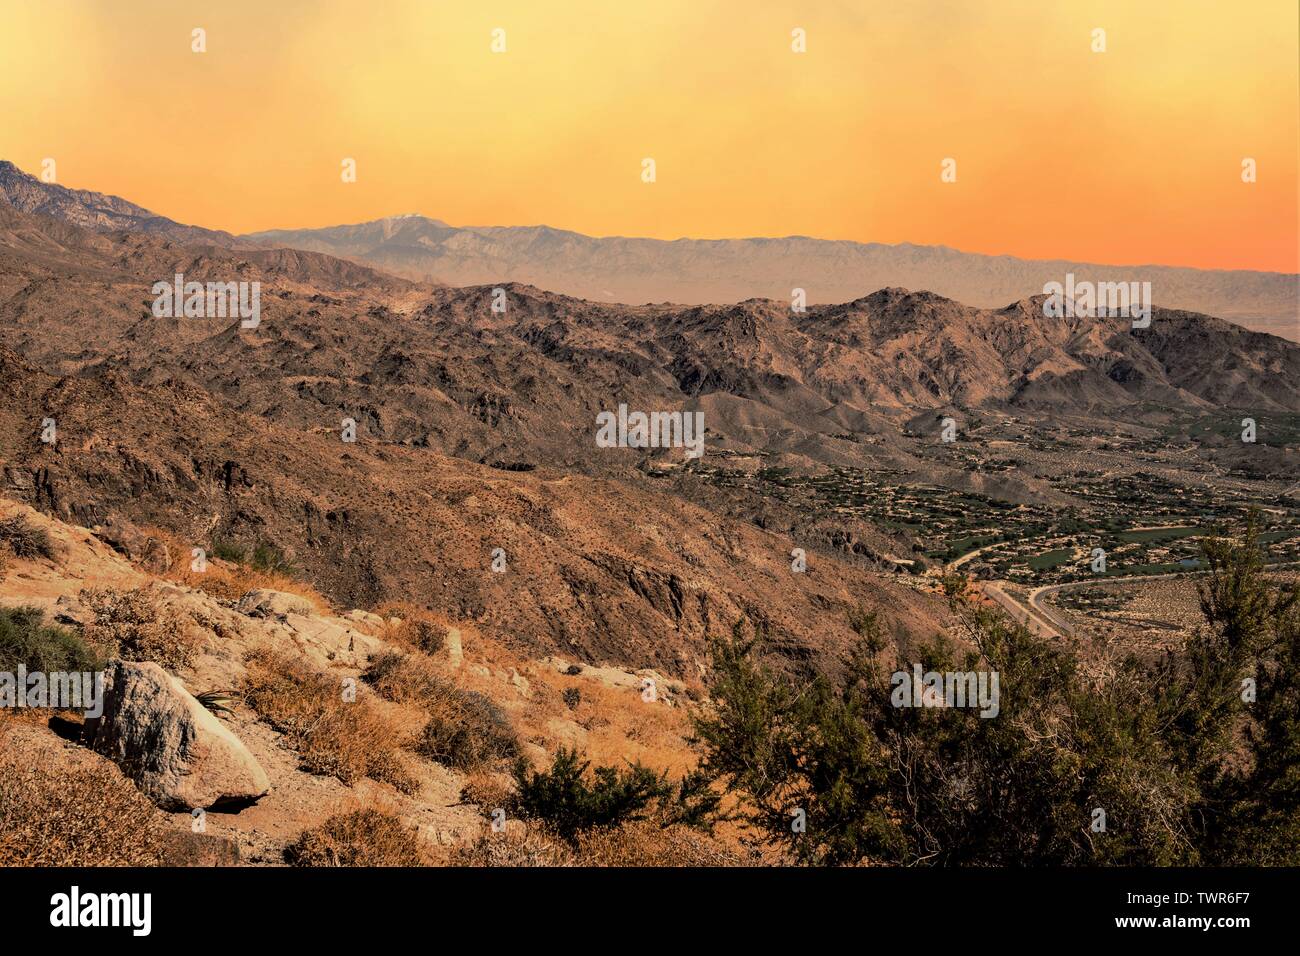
[84,660,270,811]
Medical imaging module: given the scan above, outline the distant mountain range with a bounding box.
[1,159,1294,341]
[247,216,1300,342]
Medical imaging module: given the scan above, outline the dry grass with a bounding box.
[0,725,168,866]
[444,826,576,867]
[0,541,11,581]
[80,585,198,672]
[445,819,749,867]
[242,647,418,793]
[371,602,457,654]
[285,807,427,866]
[141,524,331,612]
[574,819,750,866]
[364,651,519,770]
[394,621,699,777]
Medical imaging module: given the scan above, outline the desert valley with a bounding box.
[0,154,1296,871]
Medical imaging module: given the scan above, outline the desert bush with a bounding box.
[243,648,417,793]
[0,605,101,674]
[0,514,55,561]
[80,587,197,672]
[248,541,298,576]
[563,687,581,709]
[363,650,446,703]
[285,808,426,866]
[405,619,446,655]
[416,689,519,770]
[364,651,519,770]
[692,516,1300,866]
[511,747,718,843]
[374,611,447,655]
[210,537,296,575]
[174,533,324,608]
[210,537,247,564]
[461,770,514,813]
[0,727,167,866]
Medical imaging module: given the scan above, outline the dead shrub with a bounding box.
[460,770,515,814]
[0,514,56,561]
[375,608,448,655]
[0,727,167,866]
[363,650,447,704]
[363,651,518,770]
[243,648,416,793]
[80,586,197,672]
[286,808,426,866]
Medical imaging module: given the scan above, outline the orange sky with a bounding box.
[1,0,1296,272]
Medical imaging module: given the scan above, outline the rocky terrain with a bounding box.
[0,160,1296,868]
[0,498,726,865]
[0,164,1296,673]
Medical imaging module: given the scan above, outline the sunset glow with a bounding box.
[1,0,1296,271]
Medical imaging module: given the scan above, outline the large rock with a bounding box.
[236,588,316,619]
[85,660,270,810]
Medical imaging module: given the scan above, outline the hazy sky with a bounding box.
[2,0,1296,271]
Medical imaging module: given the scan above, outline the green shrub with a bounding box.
[691,514,1300,866]
[0,606,100,674]
[511,748,720,844]
[211,537,297,576]
[249,542,297,576]
[209,537,246,564]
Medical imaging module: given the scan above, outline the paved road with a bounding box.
[979,581,1061,638]
[1022,562,1298,637]
[946,541,1003,571]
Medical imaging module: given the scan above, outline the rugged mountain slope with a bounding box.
[247,214,1300,341]
[0,160,243,247]
[0,345,946,674]
[1,160,1292,340]
[0,198,1296,507]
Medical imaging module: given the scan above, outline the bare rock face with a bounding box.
[236,588,315,619]
[93,513,171,574]
[85,660,270,810]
